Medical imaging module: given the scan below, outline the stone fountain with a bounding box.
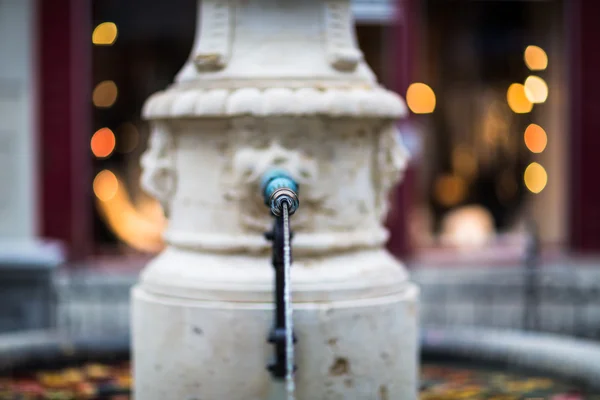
[132,0,419,399]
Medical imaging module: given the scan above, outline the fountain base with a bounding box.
[131,248,418,400]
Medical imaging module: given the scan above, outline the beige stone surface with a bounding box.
[133,285,419,400]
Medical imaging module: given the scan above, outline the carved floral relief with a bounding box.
[220,120,408,235]
[375,123,410,220]
[140,122,177,216]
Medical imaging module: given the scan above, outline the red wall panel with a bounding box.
[569,0,600,253]
[38,0,92,260]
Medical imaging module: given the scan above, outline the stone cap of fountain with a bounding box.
[142,0,408,121]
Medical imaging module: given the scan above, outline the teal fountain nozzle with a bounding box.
[261,169,299,217]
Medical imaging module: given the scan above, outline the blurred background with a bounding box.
[1,0,599,352]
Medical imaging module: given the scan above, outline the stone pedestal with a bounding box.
[132,0,419,399]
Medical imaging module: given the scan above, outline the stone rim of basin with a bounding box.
[0,330,129,373]
[1,327,599,391]
[421,326,600,391]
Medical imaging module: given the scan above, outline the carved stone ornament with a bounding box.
[140,122,177,216]
[376,123,410,220]
[191,0,234,71]
[227,139,323,232]
[324,0,364,71]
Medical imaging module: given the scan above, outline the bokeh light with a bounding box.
[93,170,119,202]
[524,45,548,71]
[93,80,118,108]
[406,83,436,114]
[92,22,118,46]
[524,162,548,194]
[91,128,116,158]
[524,76,549,104]
[507,83,533,114]
[116,122,140,153]
[524,124,548,153]
[440,205,494,250]
[434,174,467,207]
[94,172,166,253]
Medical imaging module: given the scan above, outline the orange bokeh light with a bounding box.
[524,45,548,71]
[434,174,467,207]
[93,170,119,202]
[91,128,116,158]
[406,83,436,114]
[524,124,548,153]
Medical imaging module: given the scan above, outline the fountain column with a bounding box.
[132,0,419,399]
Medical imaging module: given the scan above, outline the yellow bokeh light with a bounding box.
[434,174,467,207]
[406,83,436,114]
[524,124,547,153]
[507,83,533,114]
[524,162,548,194]
[524,76,549,104]
[92,22,118,45]
[91,127,116,158]
[524,45,548,71]
[93,80,118,108]
[93,170,119,202]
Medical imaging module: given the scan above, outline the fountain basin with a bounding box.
[1,328,598,399]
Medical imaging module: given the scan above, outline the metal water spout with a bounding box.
[133,0,419,399]
[262,169,299,399]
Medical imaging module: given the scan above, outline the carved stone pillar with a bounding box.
[132,0,419,399]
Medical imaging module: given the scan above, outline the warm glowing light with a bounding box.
[524,124,548,153]
[434,174,467,207]
[91,128,116,158]
[441,206,494,251]
[92,81,119,108]
[524,45,548,71]
[92,22,118,45]
[116,122,139,153]
[452,146,478,179]
[95,173,166,253]
[507,83,533,114]
[406,83,436,114]
[524,76,549,104]
[93,170,119,202]
[524,162,548,194]
[93,81,118,108]
[440,205,494,250]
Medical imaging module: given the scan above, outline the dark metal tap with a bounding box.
[262,169,299,398]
